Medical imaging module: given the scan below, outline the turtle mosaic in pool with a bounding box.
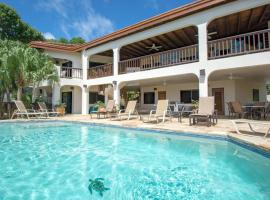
[0,121,270,200]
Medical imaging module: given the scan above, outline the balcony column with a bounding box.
[197,22,208,63]
[198,69,209,97]
[82,50,88,81]
[113,47,120,76]
[113,82,120,109]
[52,83,61,108]
[81,86,89,115]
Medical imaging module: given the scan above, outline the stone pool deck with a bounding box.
[54,114,270,152]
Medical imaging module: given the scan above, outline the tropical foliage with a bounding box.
[0,3,44,43]
[0,40,59,102]
[49,37,86,44]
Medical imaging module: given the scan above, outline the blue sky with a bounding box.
[3,0,194,42]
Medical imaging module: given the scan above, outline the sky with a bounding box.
[2,0,194,42]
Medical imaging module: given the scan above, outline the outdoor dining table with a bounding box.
[242,105,265,119]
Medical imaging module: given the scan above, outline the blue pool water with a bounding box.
[0,122,270,200]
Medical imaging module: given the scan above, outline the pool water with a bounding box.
[0,122,269,200]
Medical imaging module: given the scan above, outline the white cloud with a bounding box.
[145,0,160,11]
[36,0,115,41]
[73,12,114,40]
[43,32,56,40]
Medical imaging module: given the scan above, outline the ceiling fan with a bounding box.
[228,73,243,80]
[146,43,163,52]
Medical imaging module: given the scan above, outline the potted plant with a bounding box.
[55,102,66,116]
[95,101,105,112]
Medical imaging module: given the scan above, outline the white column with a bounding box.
[113,47,120,76]
[199,69,208,97]
[197,22,208,64]
[82,50,88,81]
[52,83,61,107]
[113,83,120,109]
[81,86,89,115]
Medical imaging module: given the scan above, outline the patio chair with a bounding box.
[231,101,249,118]
[38,102,59,117]
[90,100,115,119]
[11,101,47,119]
[110,100,138,120]
[189,97,217,126]
[143,100,171,123]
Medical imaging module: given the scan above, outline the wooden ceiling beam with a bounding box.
[181,29,193,44]
[170,31,185,46]
[247,9,254,30]
[257,5,268,25]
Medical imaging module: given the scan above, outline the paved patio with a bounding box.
[55,114,270,152]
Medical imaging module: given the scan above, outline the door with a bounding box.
[212,88,224,115]
[62,92,72,114]
[158,91,166,100]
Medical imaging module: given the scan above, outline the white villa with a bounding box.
[30,0,270,116]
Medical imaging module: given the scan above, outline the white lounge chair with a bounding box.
[231,120,270,137]
[143,100,171,123]
[110,100,138,120]
[90,100,115,119]
[189,97,217,126]
[37,102,59,117]
[11,101,47,119]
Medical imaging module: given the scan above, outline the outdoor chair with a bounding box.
[90,100,115,119]
[189,97,217,126]
[110,100,138,120]
[38,102,59,117]
[231,101,249,119]
[11,101,47,119]
[143,100,171,123]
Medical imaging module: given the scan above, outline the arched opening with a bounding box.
[207,4,270,59]
[60,85,82,114]
[88,50,113,79]
[119,26,198,74]
[208,65,270,116]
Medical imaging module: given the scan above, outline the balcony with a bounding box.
[208,29,270,59]
[87,64,113,79]
[119,45,199,74]
[60,67,82,79]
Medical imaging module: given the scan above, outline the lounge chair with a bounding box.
[231,120,270,137]
[189,97,217,126]
[110,100,138,120]
[11,101,47,119]
[37,102,59,117]
[143,100,171,123]
[90,100,115,119]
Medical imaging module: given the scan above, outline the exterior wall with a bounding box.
[235,80,267,104]
[61,86,82,114]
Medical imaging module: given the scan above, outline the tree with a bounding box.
[70,37,85,44]
[0,3,44,43]
[58,37,69,44]
[0,40,58,101]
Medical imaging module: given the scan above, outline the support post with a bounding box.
[199,69,208,97]
[197,22,208,64]
[52,83,61,108]
[82,50,88,81]
[113,82,120,109]
[113,47,120,76]
[81,86,89,115]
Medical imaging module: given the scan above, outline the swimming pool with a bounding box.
[0,121,269,200]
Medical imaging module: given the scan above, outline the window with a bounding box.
[89,92,105,104]
[253,89,259,102]
[180,90,199,103]
[144,92,155,104]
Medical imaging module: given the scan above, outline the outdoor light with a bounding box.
[112,80,117,86]
[83,84,87,88]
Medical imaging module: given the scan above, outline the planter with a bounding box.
[56,107,65,116]
[267,95,270,102]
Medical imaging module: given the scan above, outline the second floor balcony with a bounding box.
[87,64,113,79]
[60,67,82,79]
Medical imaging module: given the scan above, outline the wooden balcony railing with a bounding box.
[119,45,198,74]
[60,67,82,79]
[87,64,113,79]
[208,29,270,59]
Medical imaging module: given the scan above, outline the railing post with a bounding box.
[197,22,208,63]
[113,47,120,76]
